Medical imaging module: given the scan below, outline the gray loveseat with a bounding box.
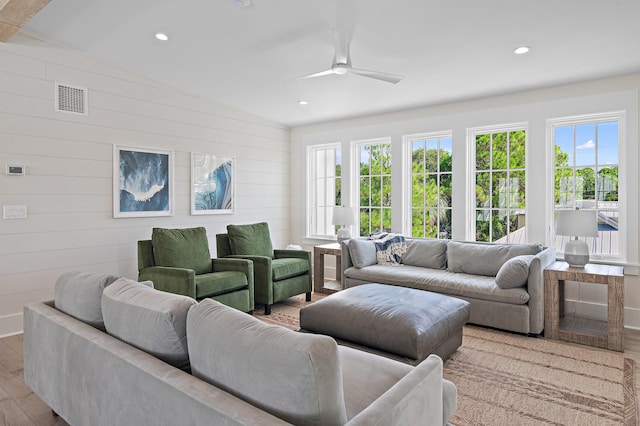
[341,238,556,335]
[24,272,457,425]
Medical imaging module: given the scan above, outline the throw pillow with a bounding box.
[151,227,212,274]
[54,271,121,330]
[495,255,535,289]
[227,222,273,258]
[348,239,377,268]
[102,278,196,371]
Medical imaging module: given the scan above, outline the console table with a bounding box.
[544,261,624,352]
[313,243,342,294]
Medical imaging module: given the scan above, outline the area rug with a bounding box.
[256,295,638,426]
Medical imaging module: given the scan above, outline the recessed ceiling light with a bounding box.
[155,33,169,41]
[514,46,530,55]
[298,100,309,106]
[228,0,251,7]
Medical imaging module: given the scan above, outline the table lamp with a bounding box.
[332,206,356,243]
[555,209,599,267]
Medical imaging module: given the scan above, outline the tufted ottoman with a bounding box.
[300,283,470,365]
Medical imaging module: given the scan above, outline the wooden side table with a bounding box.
[313,243,342,294]
[544,261,624,352]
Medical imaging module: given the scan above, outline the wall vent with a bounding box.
[55,83,88,116]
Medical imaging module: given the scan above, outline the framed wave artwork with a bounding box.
[191,153,235,215]
[113,145,174,218]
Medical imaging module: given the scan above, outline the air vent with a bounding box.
[55,83,88,116]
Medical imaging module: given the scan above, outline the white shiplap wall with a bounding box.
[0,32,291,337]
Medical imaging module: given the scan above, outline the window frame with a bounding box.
[403,131,453,239]
[466,122,529,243]
[352,137,392,237]
[306,142,341,239]
[546,111,626,263]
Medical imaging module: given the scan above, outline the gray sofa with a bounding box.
[24,272,457,426]
[341,238,556,335]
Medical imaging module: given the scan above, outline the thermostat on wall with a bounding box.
[6,165,25,176]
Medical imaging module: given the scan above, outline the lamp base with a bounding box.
[337,227,352,243]
[564,239,590,268]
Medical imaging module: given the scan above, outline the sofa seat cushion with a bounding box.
[195,271,247,299]
[271,258,309,281]
[102,278,196,371]
[152,227,212,274]
[338,345,412,420]
[344,265,530,305]
[187,299,347,426]
[54,271,121,330]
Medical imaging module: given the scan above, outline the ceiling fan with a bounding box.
[295,34,403,84]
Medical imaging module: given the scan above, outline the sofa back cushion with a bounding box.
[348,239,377,268]
[402,239,448,269]
[447,241,543,276]
[151,227,212,274]
[54,271,121,330]
[102,278,196,371]
[227,222,274,258]
[187,299,348,426]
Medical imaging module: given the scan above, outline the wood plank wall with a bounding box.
[0,31,292,336]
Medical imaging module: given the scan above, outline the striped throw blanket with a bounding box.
[369,232,407,265]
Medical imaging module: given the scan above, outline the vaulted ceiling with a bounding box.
[11,0,640,127]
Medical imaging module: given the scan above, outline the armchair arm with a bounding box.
[224,255,273,305]
[274,249,312,262]
[138,266,196,298]
[212,258,255,308]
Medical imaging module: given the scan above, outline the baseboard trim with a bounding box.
[0,312,24,338]
[565,299,640,330]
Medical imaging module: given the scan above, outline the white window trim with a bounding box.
[351,137,392,236]
[466,122,529,242]
[545,111,627,263]
[306,142,341,239]
[403,131,453,238]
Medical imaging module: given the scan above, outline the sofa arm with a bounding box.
[138,266,196,298]
[346,354,447,426]
[527,246,557,334]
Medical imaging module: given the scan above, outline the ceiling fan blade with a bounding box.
[293,69,335,80]
[350,68,403,84]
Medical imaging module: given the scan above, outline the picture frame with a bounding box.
[191,153,235,215]
[113,145,174,218]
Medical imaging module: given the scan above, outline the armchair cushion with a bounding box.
[271,258,309,281]
[195,271,248,299]
[227,222,273,258]
[151,227,212,275]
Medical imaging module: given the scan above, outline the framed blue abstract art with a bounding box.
[191,153,235,215]
[113,145,174,218]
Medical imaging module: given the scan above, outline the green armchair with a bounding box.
[138,227,254,312]
[216,222,312,315]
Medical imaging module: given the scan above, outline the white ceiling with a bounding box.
[22,0,640,128]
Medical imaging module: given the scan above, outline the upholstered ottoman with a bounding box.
[300,283,470,365]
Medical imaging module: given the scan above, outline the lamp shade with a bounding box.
[331,206,356,226]
[556,209,599,237]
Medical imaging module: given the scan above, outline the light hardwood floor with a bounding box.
[2,329,640,426]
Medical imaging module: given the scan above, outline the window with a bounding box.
[355,139,392,236]
[407,133,452,239]
[471,126,527,243]
[551,114,621,257]
[308,144,341,238]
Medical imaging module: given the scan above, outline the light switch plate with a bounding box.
[3,205,28,219]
